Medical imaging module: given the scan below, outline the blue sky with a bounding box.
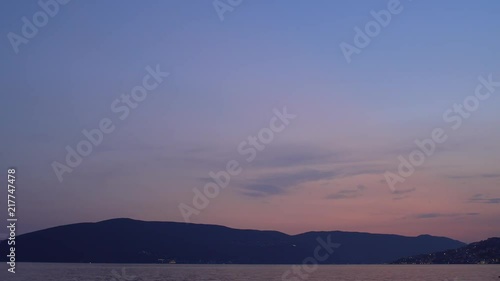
[1,0,499,242]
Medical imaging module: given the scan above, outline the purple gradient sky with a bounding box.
[1,0,499,243]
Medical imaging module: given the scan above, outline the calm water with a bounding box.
[1,263,499,281]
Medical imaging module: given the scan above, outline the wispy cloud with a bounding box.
[240,169,338,197]
[391,186,416,200]
[242,184,284,197]
[250,144,344,168]
[468,194,500,204]
[393,186,416,195]
[448,173,500,180]
[326,184,366,200]
[414,212,480,219]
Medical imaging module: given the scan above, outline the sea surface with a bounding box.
[0,263,499,281]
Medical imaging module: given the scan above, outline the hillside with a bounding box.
[0,218,466,264]
[393,237,500,264]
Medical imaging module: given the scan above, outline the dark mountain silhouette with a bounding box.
[392,237,500,264]
[0,218,466,264]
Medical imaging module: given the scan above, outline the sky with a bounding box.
[0,0,499,243]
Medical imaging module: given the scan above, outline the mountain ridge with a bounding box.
[0,218,467,264]
[392,237,500,264]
